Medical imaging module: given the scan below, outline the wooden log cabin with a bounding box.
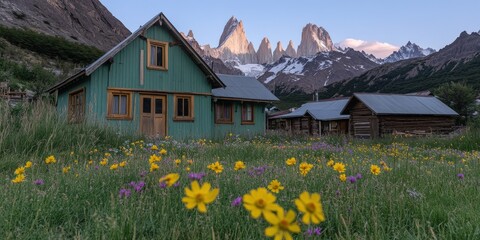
[341,93,458,138]
[270,98,349,135]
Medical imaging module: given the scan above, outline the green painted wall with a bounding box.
[213,102,266,138]
[57,76,91,119]
[56,23,267,139]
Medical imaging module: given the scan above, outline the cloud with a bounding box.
[337,38,399,59]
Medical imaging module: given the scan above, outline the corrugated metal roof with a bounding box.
[348,93,458,116]
[47,12,224,93]
[273,99,350,120]
[212,74,279,102]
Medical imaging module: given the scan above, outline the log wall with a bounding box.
[378,115,455,136]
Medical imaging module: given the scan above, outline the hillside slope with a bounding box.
[0,0,130,51]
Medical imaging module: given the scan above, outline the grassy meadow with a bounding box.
[1,102,480,239]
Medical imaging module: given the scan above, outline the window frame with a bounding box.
[241,102,255,125]
[68,88,85,124]
[173,94,194,121]
[107,89,133,120]
[146,39,169,71]
[215,101,234,124]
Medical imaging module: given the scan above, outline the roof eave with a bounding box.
[46,69,86,93]
[212,96,279,103]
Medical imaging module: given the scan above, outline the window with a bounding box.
[68,88,85,123]
[147,39,168,70]
[215,101,233,124]
[174,95,194,121]
[241,103,254,124]
[107,90,132,120]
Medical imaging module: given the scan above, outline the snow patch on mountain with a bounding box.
[234,64,265,78]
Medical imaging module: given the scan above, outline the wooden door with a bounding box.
[140,95,166,137]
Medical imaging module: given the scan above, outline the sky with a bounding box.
[99,0,480,58]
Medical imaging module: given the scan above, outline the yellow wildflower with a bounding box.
[104,153,111,157]
[264,208,301,240]
[175,159,181,166]
[159,173,180,187]
[181,181,219,213]
[151,145,159,150]
[371,164,381,175]
[14,166,25,175]
[11,174,26,183]
[207,161,224,174]
[100,158,108,166]
[185,167,191,172]
[149,154,161,164]
[327,160,335,167]
[243,187,280,219]
[339,174,347,182]
[295,191,326,224]
[119,161,127,167]
[110,164,119,170]
[24,161,32,168]
[62,166,71,174]
[268,179,284,194]
[299,162,314,176]
[45,155,56,164]
[150,163,159,172]
[333,162,346,173]
[159,149,167,155]
[234,161,246,171]
[286,157,297,166]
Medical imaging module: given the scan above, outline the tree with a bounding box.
[434,82,477,125]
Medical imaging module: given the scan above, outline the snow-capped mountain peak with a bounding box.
[384,41,436,63]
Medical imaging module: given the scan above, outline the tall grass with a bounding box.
[1,103,479,239]
[0,101,135,171]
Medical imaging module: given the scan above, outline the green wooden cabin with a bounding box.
[47,13,278,139]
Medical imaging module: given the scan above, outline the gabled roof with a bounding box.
[273,98,350,121]
[212,74,279,102]
[47,12,224,93]
[341,93,458,116]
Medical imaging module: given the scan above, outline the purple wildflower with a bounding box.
[33,179,44,185]
[313,227,322,235]
[347,176,357,183]
[139,170,147,178]
[173,181,181,187]
[356,173,363,179]
[457,173,464,180]
[231,196,242,207]
[248,166,267,176]
[130,181,146,192]
[188,172,206,181]
[159,182,167,189]
[119,188,131,198]
[305,228,314,237]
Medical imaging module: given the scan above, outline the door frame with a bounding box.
[139,94,168,137]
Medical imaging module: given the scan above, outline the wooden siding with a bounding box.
[378,115,455,136]
[279,116,348,136]
[213,102,266,138]
[320,120,349,135]
[349,101,378,138]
